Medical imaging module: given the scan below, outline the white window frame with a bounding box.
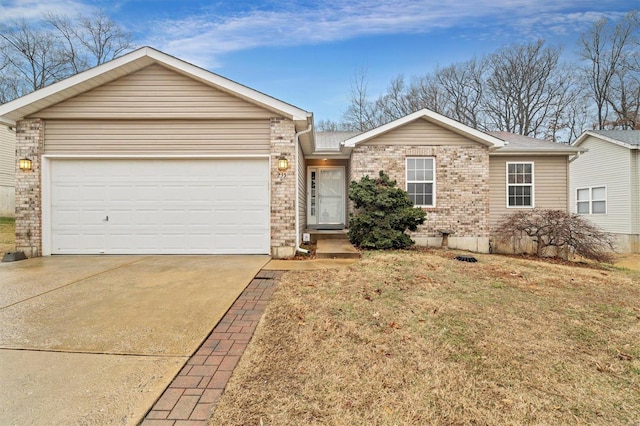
[576,186,607,215]
[506,162,535,208]
[406,157,436,208]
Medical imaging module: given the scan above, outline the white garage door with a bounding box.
[50,159,270,254]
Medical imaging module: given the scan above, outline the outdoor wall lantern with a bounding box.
[277,155,289,172]
[19,158,32,171]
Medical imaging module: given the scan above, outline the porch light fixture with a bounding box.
[19,158,32,171]
[277,156,289,172]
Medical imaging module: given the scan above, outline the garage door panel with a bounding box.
[50,159,270,254]
[109,185,135,202]
[55,233,106,254]
[189,210,214,225]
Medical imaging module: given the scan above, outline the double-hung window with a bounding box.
[406,157,435,207]
[577,186,606,214]
[507,162,534,207]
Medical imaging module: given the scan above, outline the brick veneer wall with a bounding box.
[350,144,491,252]
[14,118,44,257]
[270,118,296,258]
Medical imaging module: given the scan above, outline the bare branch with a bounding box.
[495,209,616,263]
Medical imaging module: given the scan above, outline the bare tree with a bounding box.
[434,58,487,129]
[342,69,451,131]
[495,209,616,262]
[342,67,377,131]
[579,10,639,129]
[0,20,69,95]
[608,65,640,129]
[484,40,567,138]
[341,40,579,140]
[373,75,417,124]
[316,119,347,131]
[46,11,134,72]
[560,89,592,142]
[0,11,134,104]
[405,74,447,115]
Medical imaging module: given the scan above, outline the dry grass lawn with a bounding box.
[0,217,15,254]
[210,249,640,425]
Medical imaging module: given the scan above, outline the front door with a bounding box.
[307,167,345,228]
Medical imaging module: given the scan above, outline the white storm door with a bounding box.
[317,168,345,225]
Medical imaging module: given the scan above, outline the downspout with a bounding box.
[568,151,583,163]
[295,121,313,254]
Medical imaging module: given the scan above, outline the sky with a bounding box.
[0,0,637,122]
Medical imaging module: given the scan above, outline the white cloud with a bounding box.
[0,0,95,24]
[140,0,628,68]
[4,0,626,69]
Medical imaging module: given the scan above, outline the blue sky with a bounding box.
[1,0,636,121]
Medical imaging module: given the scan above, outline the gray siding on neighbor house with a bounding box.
[362,118,477,146]
[489,155,569,229]
[43,119,271,155]
[33,64,275,120]
[570,135,633,234]
[632,149,640,235]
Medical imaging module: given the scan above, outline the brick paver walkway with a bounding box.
[141,270,283,425]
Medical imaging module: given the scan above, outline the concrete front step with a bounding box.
[303,229,348,243]
[315,239,360,259]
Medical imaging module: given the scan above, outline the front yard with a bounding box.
[210,250,640,425]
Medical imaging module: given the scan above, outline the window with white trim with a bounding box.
[507,162,534,207]
[577,186,606,214]
[406,157,435,207]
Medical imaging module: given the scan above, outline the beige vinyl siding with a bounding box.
[44,119,270,155]
[570,136,632,234]
[363,118,476,146]
[0,125,16,187]
[489,155,569,229]
[0,125,16,216]
[34,64,275,120]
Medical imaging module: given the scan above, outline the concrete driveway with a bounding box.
[0,255,269,425]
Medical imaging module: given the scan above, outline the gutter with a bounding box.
[294,121,313,254]
[0,117,16,127]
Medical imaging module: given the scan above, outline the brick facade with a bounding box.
[14,119,44,257]
[350,144,491,252]
[269,118,297,258]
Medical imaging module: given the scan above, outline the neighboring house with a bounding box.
[570,130,640,253]
[0,46,580,258]
[0,124,16,216]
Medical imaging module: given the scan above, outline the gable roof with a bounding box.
[573,130,640,149]
[0,46,312,127]
[489,131,583,155]
[342,109,506,150]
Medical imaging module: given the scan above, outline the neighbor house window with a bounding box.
[406,157,435,207]
[577,186,607,214]
[507,162,534,207]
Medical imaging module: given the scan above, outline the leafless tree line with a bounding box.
[0,11,134,104]
[320,10,640,143]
